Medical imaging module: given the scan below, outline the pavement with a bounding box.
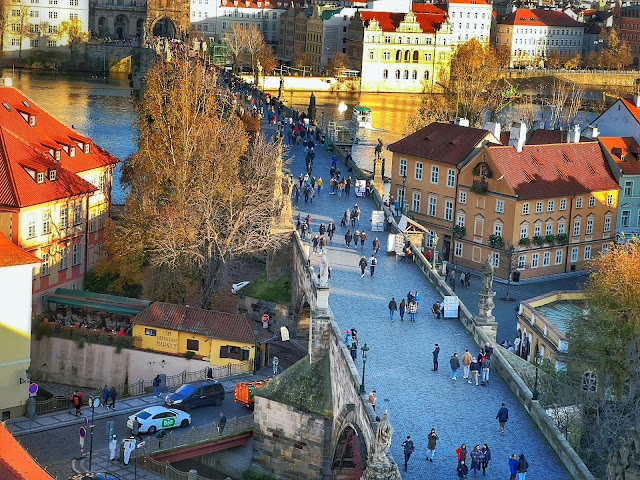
[272,118,572,480]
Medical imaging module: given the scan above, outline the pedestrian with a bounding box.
[354,230,360,246]
[432,344,440,371]
[469,357,480,386]
[372,237,380,255]
[449,269,455,286]
[312,234,319,254]
[316,176,322,193]
[450,352,460,380]
[401,436,415,472]
[369,254,377,276]
[470,445,483,476]
[509,454,518,480]
[432,301,441,318]
[109,385,117,409]
[465,271,471,288]
[349,331,358,360]
[456,444,467,463]
[102,385,109,407]
[359,256,368,277]
[481,444,491,476]
[360,230,367,249]
[109,434,117,460]
[153,374,161,397]
[462,349,472,379]
[328,221,336,241]
[368,390,376,411]
[388,297,398,321]
[72,391,82,416]
[516,454,528,480]
[218,412,227,435]
[481,354,491,386]
[426,428,439,462]
[460,271,465,288]
[319,234,327,254]
[345,229,353,248]
[414,291,420,307]
[496,403,509,435]
[132,416,143,440]
[399,298,406,321]
[407,290,414,304]
[319,222,326,236]
[408,299,417,321]
[457,460,469,479]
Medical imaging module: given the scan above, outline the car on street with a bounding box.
[126,406,191,434]
[70,474,122,480]
[165,379,225,410]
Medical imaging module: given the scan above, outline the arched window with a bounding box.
[395,50,402,61]
[411,70,417,79]
[424,70,430,80]
[404,50,410,61]
[582,371,597,392]
[395,70,400,79]
[413,50,419,62]
[383,69,388,79]
[403,70,409,79]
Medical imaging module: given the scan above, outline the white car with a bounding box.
[126,406,191,434]
[231,281,250,294]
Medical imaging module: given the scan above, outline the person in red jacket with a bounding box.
[456,443,467,463]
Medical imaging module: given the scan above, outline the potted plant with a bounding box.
[545,234,556,245]
[519,237,531,247]
[533,235,546,247]
[453,225,466,239]
[556,233,569,245]
[488,234,505,249]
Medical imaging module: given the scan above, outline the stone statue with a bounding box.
[308,92,317,122]
[362,410,402,480]
[374,138,383,159]
[481,256,494,293]
[373,411,393,464]
[257,60,263,77]
[319,252,329,288]
[278,76,284,100]
[474,255,497,341]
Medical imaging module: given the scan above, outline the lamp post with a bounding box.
[253,325,260,375]
[359,343,369,394]
[401,174,407,216]
[88,396,100,471]
[452,259,459,292]
[532,352,543,401]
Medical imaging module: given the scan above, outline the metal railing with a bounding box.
[137,456,210,480]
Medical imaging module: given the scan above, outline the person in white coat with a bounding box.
[123,438,136,465]
[109,435,117,461]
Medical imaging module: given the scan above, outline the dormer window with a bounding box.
[22,100,31,108]
[49,169,57,181]
[1,103,10,112]
[37,172,44,184]
[29,115,36,126]
[84,143,90,154]
[70,146,76,157]
[55,150,60,161]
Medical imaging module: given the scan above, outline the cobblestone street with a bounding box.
[276,121,571,479]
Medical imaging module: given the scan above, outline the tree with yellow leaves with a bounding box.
[58,18,89,56]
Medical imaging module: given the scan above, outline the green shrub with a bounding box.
[86,332,98,344]
[114,335,132,353]
[545,234,556,245]
[97,333,109,345]
[183,350,196,360]
[72,329,84,342]
[519,237,531,246]
[453,225,466,239]
[488,234,504,249]
[556,233,569,245]
[75,337,86,349]
[35,322,55,340]
[533,235,546,247]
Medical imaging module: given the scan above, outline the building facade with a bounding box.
[320,6,357,68]
[495,8,584,67]
[589,96,640,144]
[618,4,640,65]
[347,8,453,92]
[90,0,147,39]
[443,0,492,45]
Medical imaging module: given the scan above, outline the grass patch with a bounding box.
[241,272,292,305]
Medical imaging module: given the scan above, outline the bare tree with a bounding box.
[500,241,520,301]
[7,3,35,60]
[224,22,245,74]
[242,24,265,75]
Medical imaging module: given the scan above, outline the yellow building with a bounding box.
[131,302,270,368]
[347,6,453,93]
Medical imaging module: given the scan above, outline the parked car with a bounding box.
[70,473,122,480]
[165,379,225,410]
[126,406,191,434]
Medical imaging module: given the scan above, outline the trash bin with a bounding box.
[159,373,167,393]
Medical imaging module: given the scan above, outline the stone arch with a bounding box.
[297,298,311,340]
[97,16,107,37]
[114,14,129,39]
[331,423,368,478]
[395,50,401,61]
[404,50,410,62]
[136,19,144,38]
[152,16,177,37]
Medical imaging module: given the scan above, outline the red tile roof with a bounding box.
[498,8,583,27]
[0,232,39,267]
[0,127,96,207]
[486,142,620,200]
[411,3,447,14]
[620,98,640,125]
[360,10,447,33]
[0,86,118,175]
[388,122,496,165]
[131,302,272,344]
[447,0,490,4]
[527,129,596,145]
[218,0,303,7]
[599,136,640,175]
[0,423,54,479]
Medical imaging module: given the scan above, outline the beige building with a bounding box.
[347,7,453,92]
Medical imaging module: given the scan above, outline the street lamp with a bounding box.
[19,366,32,384]
[87,396,100,471]
[253,325,260,375]
[452,259,459,292]
[532,352,543,401]
[401,174,407,216]
[359,343,369,394]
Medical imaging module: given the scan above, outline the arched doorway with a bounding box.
[114,14,129,39]
[152,17,176,38]
[332,425,367,479]
[97,16,106,37]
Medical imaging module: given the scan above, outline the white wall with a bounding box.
[592,100,640,143]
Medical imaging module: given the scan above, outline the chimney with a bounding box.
[454,117,470,127]
[1,77,12,87]
[584,125,599,139]
[566,124,580,143]
[634,93,640,108]
[483,121,501,139]
[508,121,527,153]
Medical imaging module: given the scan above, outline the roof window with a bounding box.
[49,169,57,181]
[29,115,36,126]
[22,100,31,108]
[69,146,76,157]
[1,102,10,112]
[37,172,45,184]
[84,143,90,154]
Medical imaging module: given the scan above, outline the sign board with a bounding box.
[28,383,38,395]
[371,210,384,232]
[79,427,86,438]
[262,314,269,327]
[84,416,89,427]
[280,326,289,341]
[394,233,405,255]
[161,417,176,429]
[106,421,114,442]
[443,296,459,318]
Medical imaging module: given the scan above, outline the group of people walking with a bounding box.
[447,343,494,386]
[387,291,421,322]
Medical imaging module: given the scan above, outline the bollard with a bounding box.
[25,397,36,419]
[188,469,198,480]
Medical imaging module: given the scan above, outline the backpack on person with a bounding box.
[371,257,377,266]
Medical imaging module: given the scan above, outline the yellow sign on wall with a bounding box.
[156,329,179,352]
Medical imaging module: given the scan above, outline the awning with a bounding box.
[48,288,151,316]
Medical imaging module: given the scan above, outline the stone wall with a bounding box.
[291,232,318,315]
[84,44,137,73]
[505,70,639,87]
[190,438,254,479]
[236,294,295,332]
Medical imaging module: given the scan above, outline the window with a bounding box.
[518,254,526,269]
[382,69,388,79]
[534,224,541,237]
[547,200,555,212]
[584,246,591,260]
[621,210,630,227]
[494,223,502,236]
[545,223,553,235]
[49,169,56,181]
[42,211,51,235]
[59,246,67,270]
[220,345,249,360]
[37,172,44,184]
[144,328,157,336]
[383,51,390,60]
[573,219,581,236]
[571,247,578,263]
[48,10,57,18]
[624,181,633,197]
[560,198,567,211]
[412,192,421,212]
[558,222,565,234]
[586,218,593,235]
[69,12,77,19]
[430,165,439,184]
[397,187,405,209]
[48,40,56,48]
[520,226,528,238]
[395,70,400,79]
[535,201,543,213]
[415,162,423,180]
[99,210,105,229]
[30,9,39,17]
[522,203,529,215]
[41,253,49,276]
[74,204,81,225]
[186,339,199,351]
[445,200,453,221]
[496,200,504,213]
[399,158,407,176]
[543,251,550,266]
[576,197,583,208]
[60,207,68,229]
[447,168,455,188]
[459,191,467,204]
[411,70,417,80]
[41,294,49,309]
[30,39,39,47]
[555,249,563,265]
[428,196,437,216]
[491,252,500,267]
[369,50,374,60]
[531,253,539,268]
[454,241,463,257]
[604,216,611,232]
[588,195,595,208]
[602,242,609,255]
[28,217,37,238]
[606,193,614,206]
[72,244,80,266]
[457,213,465,227]
[89,213,96,233]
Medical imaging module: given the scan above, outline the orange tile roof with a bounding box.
[360,10,447,33]
[486,142,620,199]
[620,98,640,125]
[412,3,447,14]
[498,8,583,27]
[527,129,596,145]
[599,136,640,175]
[447,0,490,4]
[0,423,54,479]
[0,232,39,266]
[0,86,118,175]
[0,127,96,207]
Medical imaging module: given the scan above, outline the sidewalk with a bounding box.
[7,370,270,437]
[72,449,166,480]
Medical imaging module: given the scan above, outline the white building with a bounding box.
[495,8,584,66]
[320,7,358,67]
[445,0,492,45]
[2,0,90,57]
